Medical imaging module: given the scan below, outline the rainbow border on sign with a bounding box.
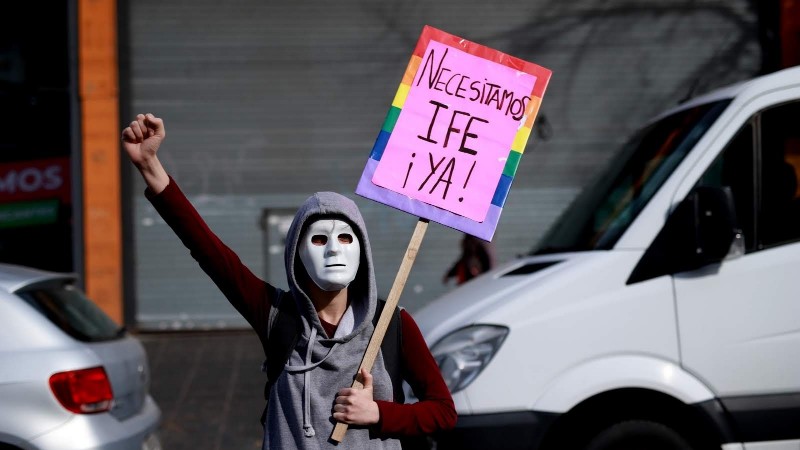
[356,25,551,241]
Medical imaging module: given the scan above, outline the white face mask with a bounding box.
[298,219,361,291]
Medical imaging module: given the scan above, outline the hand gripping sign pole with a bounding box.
[330,218,428,442]
[332,25,551,442]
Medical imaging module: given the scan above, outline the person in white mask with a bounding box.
[122,113,456,449]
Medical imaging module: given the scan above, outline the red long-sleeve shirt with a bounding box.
[146,177,456,437]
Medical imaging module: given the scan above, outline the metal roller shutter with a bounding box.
[124,0,759,329]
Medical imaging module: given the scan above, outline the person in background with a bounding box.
[442,234,494,285]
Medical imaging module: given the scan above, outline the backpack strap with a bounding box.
[374,299,405,404]
[260,292,301,425]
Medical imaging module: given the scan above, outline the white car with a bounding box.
[0,263,161,450]
[419,65,800,450]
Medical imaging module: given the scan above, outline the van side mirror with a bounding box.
[685,186,740,264]
[628,186,740,284]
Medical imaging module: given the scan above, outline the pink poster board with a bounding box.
[356,26,551,241]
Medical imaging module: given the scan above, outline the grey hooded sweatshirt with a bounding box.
[264,192,402,450]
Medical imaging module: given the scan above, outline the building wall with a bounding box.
[123,0,760,329]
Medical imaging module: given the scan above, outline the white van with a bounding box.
[416,65,800,450]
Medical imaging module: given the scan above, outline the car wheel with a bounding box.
[584,420,694,450]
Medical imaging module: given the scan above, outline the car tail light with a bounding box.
[49,366,114,414]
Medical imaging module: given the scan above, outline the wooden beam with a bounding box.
[78,0,123,323]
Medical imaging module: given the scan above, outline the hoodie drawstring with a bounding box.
[284,326,339,438]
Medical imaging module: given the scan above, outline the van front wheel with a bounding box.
[584,420,693,450]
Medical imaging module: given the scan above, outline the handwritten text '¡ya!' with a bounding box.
[416,47,531,121]
[402,151,477,204]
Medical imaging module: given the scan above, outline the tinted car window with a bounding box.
[18,284,123,342]
[759,100,800,248]
[697,123,756,252]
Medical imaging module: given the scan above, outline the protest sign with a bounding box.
[356,25,552,241]
[334,26,551,443]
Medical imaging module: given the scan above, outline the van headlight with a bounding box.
[430,325,509,393]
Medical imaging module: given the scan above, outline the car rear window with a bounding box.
[17,283,123,342]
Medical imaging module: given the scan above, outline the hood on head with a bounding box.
[284,192,377,339]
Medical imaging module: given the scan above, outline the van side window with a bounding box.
[698,123,756,252]
[758,101,800,248]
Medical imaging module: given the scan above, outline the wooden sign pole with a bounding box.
[330,218,429,443]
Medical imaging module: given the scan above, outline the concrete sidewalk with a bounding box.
[139,331,266,450]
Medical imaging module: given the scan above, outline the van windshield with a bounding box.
[534,99,731,254]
